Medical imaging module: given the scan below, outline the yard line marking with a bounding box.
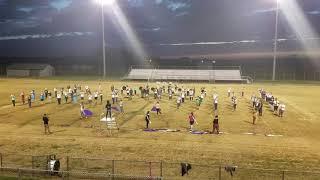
[265,134,283,137]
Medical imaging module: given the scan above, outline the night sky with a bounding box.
[0,0,320,58]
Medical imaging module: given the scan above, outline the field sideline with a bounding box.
[0,78,320,177]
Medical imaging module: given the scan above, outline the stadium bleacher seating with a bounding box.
[125,67,250,83]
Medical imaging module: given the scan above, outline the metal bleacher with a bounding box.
[124,66,252,83]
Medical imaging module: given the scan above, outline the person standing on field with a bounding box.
[212,115,219,134]
[100,92,103,104]
[258,101,263,116]
[40,92,45,103]
[28,95,32,108]
[252,110,258,125]
[88,93,93,104]
[105,100,112,118]
[112,92,116,104]
[10,94,16,107]
[54,88,57,98]
[20,92,25,104]
[177,96,181,109]
[42,114,51,134]
[80,102,86,119]
[181,92,185,103]
[278,103,285,117]
[94,91,98,105]
[119,99,124,113]
[189,89,194,101]
[232,97,237,111]
[213,94,218,111]
[145,111,151,129]
[188,112,197,131]
[48,91,52,103]
[80,91,85,101]
[57,92,62,105]
[64,90,68,103]
[227,88,231,97]
[241,88,244,97]
[273,98,279,115]
[155,101,161,115]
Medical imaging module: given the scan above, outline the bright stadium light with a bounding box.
[272,0,280,81]
[95,0,116,78]
[95,0,115,6]
[94,0,147,77]
[278,0,320,69]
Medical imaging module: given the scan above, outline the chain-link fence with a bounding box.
[0,167,162,180]
[1,153,320,179]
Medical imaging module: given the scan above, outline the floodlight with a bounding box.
[95,0,115,6]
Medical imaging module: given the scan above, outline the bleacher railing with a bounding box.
[130,65,241,70]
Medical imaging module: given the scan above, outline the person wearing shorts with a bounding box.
[155,102,161,115]
[188,112,197,131]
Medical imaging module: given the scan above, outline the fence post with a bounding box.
[31,156,35,177]
[0,153,2,167]
[282,170,285,180]
[66,156,69,171]
[112,160,115,174]
[160,161,163,177]
[149,162,152,177]
[111,160,115,180]
[18,168,21,180]
[31,156,34,169]
[219,166,221,180]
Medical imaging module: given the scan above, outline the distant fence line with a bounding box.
[1,153,320,179]
[245,71,320,81]
[0,167,161,180]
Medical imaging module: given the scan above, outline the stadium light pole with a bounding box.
[149,59,152,68]
[95,0,115,79]
[272,0,280,81]
[212,60,216,83]
[212,60,216,70]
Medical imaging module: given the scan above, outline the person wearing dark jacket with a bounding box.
[28,95,32,108]
[43,114,51,134]
[212,115,219,134]
[258,102,263,116]
[105,100,112,118]
[145,111,151,129]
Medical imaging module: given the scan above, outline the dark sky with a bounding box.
[0,0,320,58]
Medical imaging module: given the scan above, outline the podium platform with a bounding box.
[100,116,119,131]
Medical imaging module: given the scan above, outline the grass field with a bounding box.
[0,78,320,179]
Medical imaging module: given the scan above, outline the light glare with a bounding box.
[95,0,115,6]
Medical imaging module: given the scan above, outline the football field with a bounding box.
[0,78,319,179]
